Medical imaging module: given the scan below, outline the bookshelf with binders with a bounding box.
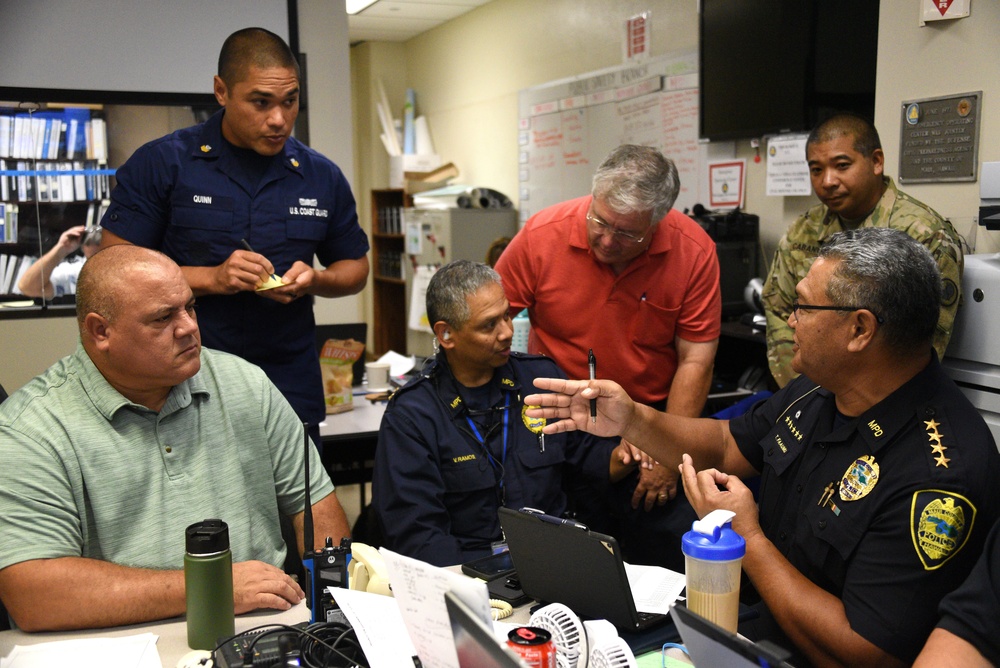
[0,104,113,306]
[371,188,411,355]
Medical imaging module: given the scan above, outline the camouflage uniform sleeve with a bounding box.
[762,232,800,389]
[892,214,964,359]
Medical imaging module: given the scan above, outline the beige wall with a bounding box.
[875,0,1000,253]
[351,0,1000,267]
[298,0,367,327]
[0,317,79,393]
[351,41,407,333]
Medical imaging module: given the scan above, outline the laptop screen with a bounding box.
[445,591,527,668]
[498,506,661,631]
[670,603,794,667]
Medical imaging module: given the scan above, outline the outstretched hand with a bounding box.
[525,377,635,438]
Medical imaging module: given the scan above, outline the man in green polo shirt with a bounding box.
[0,245,350,631]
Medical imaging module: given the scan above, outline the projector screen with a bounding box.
[0,0,291,104]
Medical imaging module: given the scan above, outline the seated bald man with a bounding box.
[0,245,349,631]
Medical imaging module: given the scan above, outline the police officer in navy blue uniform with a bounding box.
[100,28,369,445]
[372,261,636,567]
[914,518,1000,667]
[526,228,1000,667]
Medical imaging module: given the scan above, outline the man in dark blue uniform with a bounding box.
[372,260,636,567]
[914,519,1000,667]
[100,28,369,444]
[526,228,1000,666]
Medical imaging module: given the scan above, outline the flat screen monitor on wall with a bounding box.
[0,0,292,106]
[699,0,879,142]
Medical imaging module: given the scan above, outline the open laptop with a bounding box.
[670,603,796,667]
[444,591,528,668]
[498,506,671,633]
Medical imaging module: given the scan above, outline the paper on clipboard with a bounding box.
[409,265,436,333]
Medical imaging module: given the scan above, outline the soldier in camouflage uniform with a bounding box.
[763,113,963,387]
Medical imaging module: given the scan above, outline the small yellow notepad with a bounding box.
[256,275,287,291]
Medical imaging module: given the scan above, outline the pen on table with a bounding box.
[588,348,597,423]
[239,238,280,282]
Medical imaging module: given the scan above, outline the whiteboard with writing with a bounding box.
[517,50,732,221]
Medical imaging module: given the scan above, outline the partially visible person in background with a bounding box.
[485,236,511,267]
[913,519,1000,668]
[18,225,101,299]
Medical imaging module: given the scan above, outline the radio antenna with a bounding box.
[302,422,313,555]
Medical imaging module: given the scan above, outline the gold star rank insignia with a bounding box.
[924,419,950,467]
[200,144,212,152]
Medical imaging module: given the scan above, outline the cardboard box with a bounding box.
[390,154,440,188]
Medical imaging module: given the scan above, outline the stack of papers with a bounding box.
[0,633,160,668]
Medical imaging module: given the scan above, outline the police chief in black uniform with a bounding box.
[372,260,635,567]
[525,227,1000,667]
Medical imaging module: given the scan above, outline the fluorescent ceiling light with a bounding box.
[346,0,379,14]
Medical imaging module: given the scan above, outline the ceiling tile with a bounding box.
[348,0,494,44]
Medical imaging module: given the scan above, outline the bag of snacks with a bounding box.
[319,338,365,413]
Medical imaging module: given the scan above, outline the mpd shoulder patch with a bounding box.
[910,490,976,570]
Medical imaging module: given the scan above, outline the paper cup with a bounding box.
[365,362,391,390]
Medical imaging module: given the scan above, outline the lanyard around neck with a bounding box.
[465,391,511,477]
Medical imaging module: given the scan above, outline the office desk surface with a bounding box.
[0,590,532,668]
[319,398,386,507]
[0,603,309,667]
[319,396,386,440]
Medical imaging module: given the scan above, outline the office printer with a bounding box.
[941,254,1000,447]
[941,164,1000,449]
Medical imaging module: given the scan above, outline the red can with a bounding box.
[506,626,556,668]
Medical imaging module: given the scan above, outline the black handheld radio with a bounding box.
[300,422,352,623]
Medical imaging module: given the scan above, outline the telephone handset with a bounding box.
[348,542,393,596]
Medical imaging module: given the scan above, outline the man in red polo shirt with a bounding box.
[495,144,721,567]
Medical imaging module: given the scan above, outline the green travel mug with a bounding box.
[185,519,235,650]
